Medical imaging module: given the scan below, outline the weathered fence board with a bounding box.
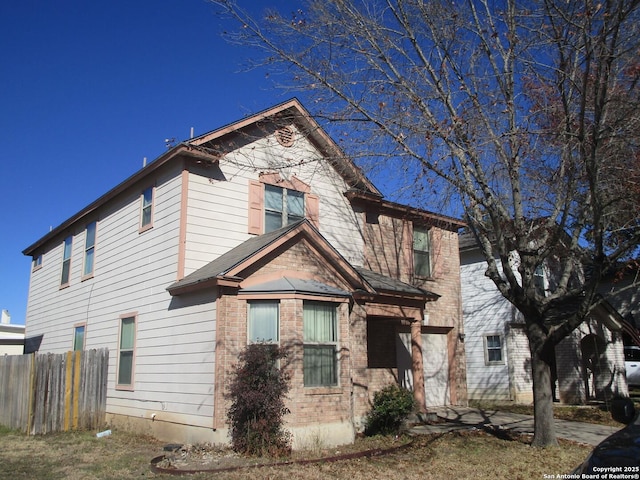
[0,354,33,431]
[0,349,108,434]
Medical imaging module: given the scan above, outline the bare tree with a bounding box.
[214,0,640,446]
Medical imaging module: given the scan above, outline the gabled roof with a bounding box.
[23,98,380,257]
[189,98,381,196]
[167,219,372,296]
[167,219,436,302]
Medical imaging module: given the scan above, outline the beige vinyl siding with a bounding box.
[460,250,512,401]
[183,128,364,275]
[24,163,217,428]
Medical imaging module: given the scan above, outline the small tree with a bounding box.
[227,343,292,456]
[364,384,416,436]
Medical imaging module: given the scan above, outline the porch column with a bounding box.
[410,320,427,412]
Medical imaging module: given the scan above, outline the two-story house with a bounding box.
[22,99,467,448]
[459,232,627,405]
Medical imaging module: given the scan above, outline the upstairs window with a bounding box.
[83,222,96,278]
[248,301,279,344]
[303,301,338,387]
[60,236,73,286]
[140,186,154,231]
[264,184,305,233]
[248,178,319,235]
[33,254,43,271]
[413,227,432,278]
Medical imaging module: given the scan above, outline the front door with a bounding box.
[396,332,450,407]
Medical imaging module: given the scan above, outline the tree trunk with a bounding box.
[530,349,558,447]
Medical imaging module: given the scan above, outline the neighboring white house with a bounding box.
[459,232,628,404]
[22,99,468,448]
[0,310,25,356]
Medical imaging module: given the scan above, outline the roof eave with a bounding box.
[23,144,218,256]
[190,98,382,197]
[345,190,466,231]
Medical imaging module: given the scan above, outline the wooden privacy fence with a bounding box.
[0,348,108,434]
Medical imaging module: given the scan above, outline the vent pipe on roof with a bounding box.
[143,157,147,167]
[190,127,194,139]
[1,309,10,325]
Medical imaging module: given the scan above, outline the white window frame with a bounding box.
[413,227,432,278]
[82,221,96,279]
[116,313,137,390]
[264,184,305,233]
[484,334,504,365]
[139,186,154,232]
[73,323,86,351]
[248,301,280,344]
[60,236,73,287]
[303,301,338,387]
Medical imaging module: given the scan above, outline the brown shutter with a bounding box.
[248,180,263,235]
[306,193,319,228]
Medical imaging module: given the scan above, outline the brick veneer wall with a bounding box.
[213,220,469,436]
[213,241,356,432]
[362,214,468,406]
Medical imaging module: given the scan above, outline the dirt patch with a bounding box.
[0,425,592,479]
[150,435,414,475]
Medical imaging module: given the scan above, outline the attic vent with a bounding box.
[275,126,295,147]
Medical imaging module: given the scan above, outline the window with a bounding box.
[264,184,305,233]
[73,324,85,351]
[140,187,154,231]
[117,315,136,388]
[303,301,338,387]
[33,254,42,271]
[83,222,96,278]
[534,265,546,295]
[366,320,396,368]
[485,335,504,364]
[60,236,73,286]
[413,227,431,277]
[248,301,279,343]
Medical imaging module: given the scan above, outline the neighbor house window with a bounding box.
[413,227,431,277]
[140,186,154,231]
[485,335,504,364]
[264,184,304,233]
[33,254,43,271]
[73,324,86,351]
[60,236,73,286]
[303,301,338,387]
[248,301,279,343]
[117,314,137,389]
[83,222,96,278]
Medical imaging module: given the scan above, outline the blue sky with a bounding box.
[0,0,308,325]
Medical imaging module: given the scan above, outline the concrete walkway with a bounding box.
[410,406,623,446]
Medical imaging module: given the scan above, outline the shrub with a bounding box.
[227,344,292,456]
[364,384,416,436]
